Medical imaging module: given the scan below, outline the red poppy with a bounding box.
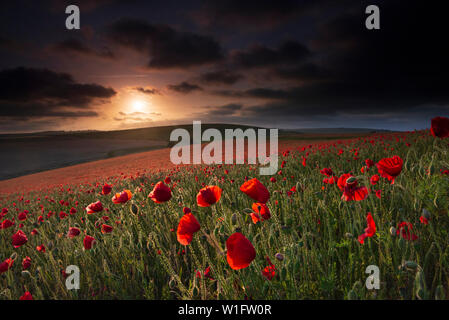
[83,235,96,250]
[337,174,369,201]
[18,211,27,221]
[370,174,380,185]
[226,232,256,270]
[22,256,31,270]
[86,201,103,214]
[375,190,382,199]
[36,244,46,253]
[240,178,270,204]
[320,168,333,176]
[196,186,222,207]
[176,212,201,245]
[419,216,429,225]
[19,292,33,300]
[102,184,112,195]
[67,227,81,238]
[101,224,113,234]
[397,222,418,241]
[164,176,171,184]
[250,202,271,224]
[12,230,28,248]
[112,190,133,204]
[430,116,449,138]
[376,156,403,183]
[365,159,375,168]
[261,256,276,280]
[358,212,376,244]
[183,207,191,214]
[148,182,172,203]
[1,219,14,229]
[0,258,14,274]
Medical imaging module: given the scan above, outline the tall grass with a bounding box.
[0,131,448,300]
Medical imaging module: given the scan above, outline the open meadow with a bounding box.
[1,127,449,300]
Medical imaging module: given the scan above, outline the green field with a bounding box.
[1,130,448,300]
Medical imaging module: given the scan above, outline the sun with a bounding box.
[131,99,146,113]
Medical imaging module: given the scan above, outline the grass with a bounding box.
[0,130,448,300]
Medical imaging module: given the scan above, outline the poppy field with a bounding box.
[1,118,449,300]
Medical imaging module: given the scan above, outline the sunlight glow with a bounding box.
[131,99,146,113]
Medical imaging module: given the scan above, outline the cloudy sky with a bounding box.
[0,0,448,133]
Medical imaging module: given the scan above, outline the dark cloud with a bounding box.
[51,38,115,59]
[194,0,337,29]
[134,87,160,95]
[106,18,224,69]
[201,103,242,116]
[167,81,203,94]
[0,67,116,119]
[230,41,311,69]
[199,70,243,85]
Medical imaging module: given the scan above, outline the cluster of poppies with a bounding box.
[149,177,272,272]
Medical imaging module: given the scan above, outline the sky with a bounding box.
[0,0,448,133]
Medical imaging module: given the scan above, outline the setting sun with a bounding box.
[131,99,146,113]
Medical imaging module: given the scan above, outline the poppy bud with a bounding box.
[422,208,431,220]
[130,203,139,215]
[231,213,237,225]
[345,233,353,238]
[401,260,419,270]
[389,227,396,236]
[275,253,284,261]
[346,176,357,185]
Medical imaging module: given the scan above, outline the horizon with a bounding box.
[0,122,403,136]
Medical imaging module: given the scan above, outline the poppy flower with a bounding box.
[67,227,81,238]
[261,256,276,280]
[18,211,27,221]
[196,186,222,207]
[370,174,380,185]
[419,216,429,225]
[19,292,33,300]
[196,266,214,280]
[0,258,14,274]
[112,190,133,204]
[176,212,200,245]
[430,116,449,138]
[22,256,31,270]
[358,212,376,244]
[337,174,369,201]
[365,159,375,168]
[148,182,172,203]
[1,219,14,229]
[376,156,403,183]
[36,244,46,252]
[375,190,382,199]
[164,176,171,184]
[240,178,270,204]
[101,224,113,234]
[12,230,28,248]
[320,168,333,176]
[396,222,418,241]
[102,184,112,195]
[183,207,191,214]
[250,202,271,224]
[83,235,96,250]
[226,232,256,270]
[86,201,103,214]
